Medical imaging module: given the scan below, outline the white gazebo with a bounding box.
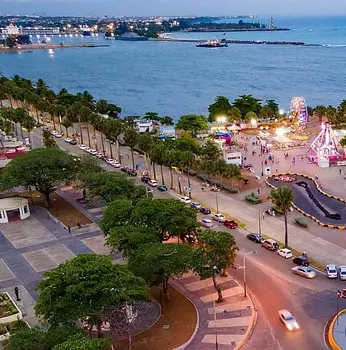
[0,197,30,223]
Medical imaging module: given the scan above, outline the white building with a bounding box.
[223,151,242,166]
[136,121,153,133]
[1,25,60,36]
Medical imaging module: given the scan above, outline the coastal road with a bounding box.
[29,127,342,349]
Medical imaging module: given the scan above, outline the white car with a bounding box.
[326,264,337,279]
[83,147,91,152]
[212,213,226,223]
[111,161,121,168]
[277,248,293,259]
[89,149,98,155]
[50,130,58,135]
[339,266,346,281]
[64,138,72,143]
[55,133,63,138]
[148,179,158,187]
[79,144,87,150]
[106,158,116,164]
[180,196,191,204]
[278,309,299,331]
[201,218,213,228]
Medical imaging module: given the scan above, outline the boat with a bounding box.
[196,39,228,47]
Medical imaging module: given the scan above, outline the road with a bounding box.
[28,126,345,349]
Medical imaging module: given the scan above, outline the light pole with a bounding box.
[242,248,256,297]
[213,301,219,350]
[215,187,219,214]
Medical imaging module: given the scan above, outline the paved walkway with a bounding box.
[172,272,255,350]
[329,309,346,350]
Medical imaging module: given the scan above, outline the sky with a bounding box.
[1,0,346,17]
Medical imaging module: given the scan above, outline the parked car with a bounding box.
[292,266,316,279]
[120,167,128,172]
[64,138,72,143]
[190,202,202,210]
[127,169,137,176]
[201,218,213,228]
[111,161,121,168]
[278,309,299,331]
[141,176,150,183]
[89,149,98,156]
[79,144,87,150]
[50,130,58,135]
[261,239,279,251]
[70,139,77,145]
[180,196,191,204]
[339,266,346,281]
[158,185,168,192]
[199,207,211,215]
[148,179,158,187]
[55,132,63,138]
[293,256,309,267]
[326,264,338,279]
[247,233,262,243]
[212,213,226,223]
[278,248,293,259]
[224,220,238,229]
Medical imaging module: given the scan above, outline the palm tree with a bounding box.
[47,103,57,131]
[124,128,138,168]
[142,111,160,122]
[14,108,27,139]
[271,187,294,248]
[160,116,174,126]
[42,130,58,148]
[55,104,66,134]
[104,118,123,160]
[151,142,166,185]
[61,117,73,138]
[21,114,36,148]
[137,133,153,174]
[79,106,92,147]
[89,113,101,150]
[223,163,241,188]
[164,149,176,190]
[180,150,196,197]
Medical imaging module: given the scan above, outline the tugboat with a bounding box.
[196,33,228,48]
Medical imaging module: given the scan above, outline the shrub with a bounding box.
[6,319,28,334]
[245,193,261,204]
[295,216,308,228]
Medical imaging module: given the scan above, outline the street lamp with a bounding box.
[241,248,256,297]
[216,116,227,125]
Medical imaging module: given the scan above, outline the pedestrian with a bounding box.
[127,154,130,159]
[262,211,265,219]
[257,189,260,195]
[264,160,268,166]
[77,222,81,229]
[276,168,278,173]
[67,225,71,234]
[340,169,342,175]
[201,186,205,192]
[14,287,21,302]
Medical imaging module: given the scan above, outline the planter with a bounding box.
[0,324,10,343]
[0,293,22,325]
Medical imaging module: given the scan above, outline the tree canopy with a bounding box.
[35,254,149,326]
[53,334,109,350]
[208,96,232,122]
[176,114,208,134]
[0,148,100,206]
[232,94,262,117]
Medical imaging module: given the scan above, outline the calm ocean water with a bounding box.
[1,16,346,119]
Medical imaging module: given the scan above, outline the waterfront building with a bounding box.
[1,24,60,36]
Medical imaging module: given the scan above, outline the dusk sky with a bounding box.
[1,0,346,16]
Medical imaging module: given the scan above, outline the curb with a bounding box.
[234,291,258,350]
[327,310,345,350]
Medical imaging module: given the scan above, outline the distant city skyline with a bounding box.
[2,0,346,17]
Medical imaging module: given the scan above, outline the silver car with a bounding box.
[292,266,316,279]
[339,266,346,280]
[326,264,337,279]
[278,309,299,331]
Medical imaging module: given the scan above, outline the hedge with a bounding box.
[245,193,261,204]
[295,216,308,228]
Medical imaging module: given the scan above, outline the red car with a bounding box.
[224,220,238,229]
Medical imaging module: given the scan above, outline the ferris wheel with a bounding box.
[289,97,308,126]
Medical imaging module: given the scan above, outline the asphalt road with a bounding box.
[29,127,345,350]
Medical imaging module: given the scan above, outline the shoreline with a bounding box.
[184,27,290,32]
[0,43,110,52]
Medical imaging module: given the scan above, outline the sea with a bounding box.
[1,15,346,119]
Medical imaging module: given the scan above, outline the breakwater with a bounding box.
[151,37,317,47]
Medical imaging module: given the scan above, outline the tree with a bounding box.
[80,172,147,203]
[191,230,238,303]
[201,140,220,161]
[244,111,258,123]
[150,142,167,184]
[42,130,58,148]
[104,118,123,160]
[96,99,109,114]
[142,111,160,122]
[100,200,135,234]
[130,199,199,241]
[128,243,193,299]
[223,163,241,187]
[60,117,73,138]
[53,334,109,350]
[20,111,36,147]
[208,96,232,122]
[35,254,149,329]
[265,99,279,117]
[124,128,139,168]
[176,114,208,135]
[106,225,160,258]
[137,133,153,173]
[4,325,82,350]
[160,116,174,125]
[340,135,346,148]
[0,148,85,206]
[314,105,327,122]
[271,187,294,248]
[232,94,262,117]
[174,134,201,155]
[228,106,242,123]
[259,105,274,119]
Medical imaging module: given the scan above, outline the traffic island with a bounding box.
[327,309,346,350]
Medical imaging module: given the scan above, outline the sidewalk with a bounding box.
[171,272,256,350]
[328,310,346,350]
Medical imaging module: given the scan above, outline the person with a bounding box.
[262,211,265,219]
[201,186,205,192]
[67,225,71,234]
[77,222,81,229]
[340,169,342,175]
[14,287,21,301]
